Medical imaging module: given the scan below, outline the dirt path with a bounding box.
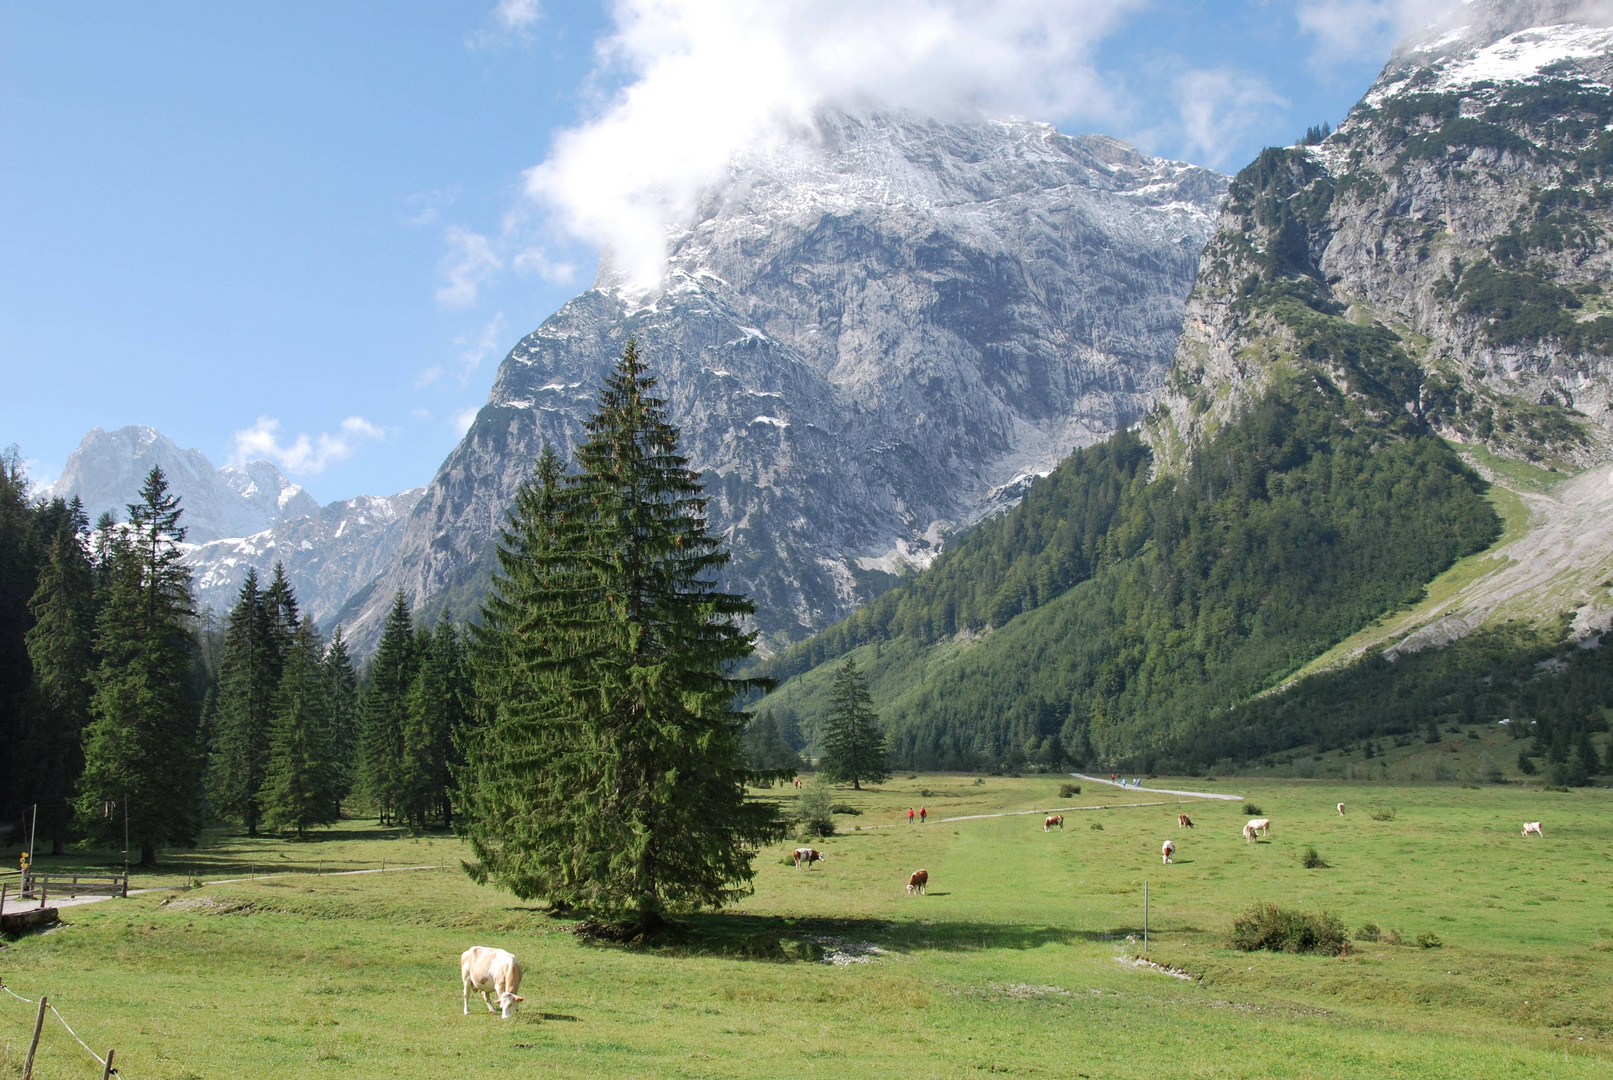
[0,864,441,916]
[1070,773,1245,801]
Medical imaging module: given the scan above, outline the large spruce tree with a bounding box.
[18,500,95,852]
[75,467,202,864]
[458,341,784,928]
[323,626,359,807]
[400,616,469,829]
[357,591,414,824]
[261,618,339,838]
[207,568,281,835]
[820,656,889,790]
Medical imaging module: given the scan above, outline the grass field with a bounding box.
[3,775,1610,1078]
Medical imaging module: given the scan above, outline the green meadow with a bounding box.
[3,773,1610,1079]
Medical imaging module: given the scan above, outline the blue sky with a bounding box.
[1,1,1437,503]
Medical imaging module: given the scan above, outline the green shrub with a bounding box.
[1243,803,1263,816]
[1302,846,1329,869]
[796,779,836,838]
[1416,932,1443,949]
[1089,822,1104,831]
[1230,903,1348,955]
[827,803,862,816]
[1370,809,1395,821]
[1058,783,1081,798]
[1355,922,1381,942]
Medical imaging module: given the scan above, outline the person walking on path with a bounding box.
[908,808,915,824]
[919,806,927,824]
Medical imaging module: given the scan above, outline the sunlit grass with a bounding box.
[3,775,1609,1078]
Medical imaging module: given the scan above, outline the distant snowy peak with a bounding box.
[44,425,319,544]
[186,487,425,626]
[1379,0,1613,98]
[596,111,1225,301]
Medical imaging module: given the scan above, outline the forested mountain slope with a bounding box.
[755,0,1613,772]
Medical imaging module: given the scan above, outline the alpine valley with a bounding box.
[38,0,1613,779]
[753,0,1613,778]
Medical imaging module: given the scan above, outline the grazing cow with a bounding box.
[1161,840,1176,864]
[1338,802,1346,816]
[1522,821,1543,838]
[461,946,524,1019]
[1044,814,1064,832]
[1248,817,1271,837]
[907,869,929,895]
[1177,813,1194,829]
[793,847,824,869]
[1242,822,1258,843]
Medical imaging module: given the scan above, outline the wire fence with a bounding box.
[2,979,122,1077]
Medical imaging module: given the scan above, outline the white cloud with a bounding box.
[1171,68,1290,169]
[436,226,502,308]
[1294,0,1458,65]
[402,184,461,228]
[523,0,1145,292]
[513,246,577,284]
[468,0,544,48]
[231,416,385,475]
[451,407,481,436]
[420,312,510,388]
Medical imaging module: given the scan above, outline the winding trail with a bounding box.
[1,864,441,916]
[1069,773,1245,801]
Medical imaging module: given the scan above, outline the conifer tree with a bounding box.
[401,616,470,828]
[261,619,339,837]
[820,656,889,790]
[357,591,414,824]
[323,626,359,806]
[743,709,803,778]
[458,343,784,928]
[207,568,280,834]
[18,501,94,852]
[75,467,202,864]
[0,447,39,826]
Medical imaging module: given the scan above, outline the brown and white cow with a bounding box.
[1522,821,1543,838]
[461,946,524,1019]
[907,869,929,895]
[1177,813,1194,829]
[793,847,824,869]
[1243,817,1273,843]
[1337,802,1346,816]
[1161,840,1176,864]
[1044,814,1064,832]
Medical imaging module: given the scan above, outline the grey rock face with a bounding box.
[1154,0,1613,467]
[187,488,424,629]
[344,112,1226,653]
[44,426,320,544]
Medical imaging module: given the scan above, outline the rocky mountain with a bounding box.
[187,488,424,629]
[746,0,1613,773]
[44,426,320,544]
[43,425,423,630]
[1155,0,1613,467]
[1149,0,1613,649]
[338,112,1227,653]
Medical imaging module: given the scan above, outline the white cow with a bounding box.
[1244,818,1271,842]
[461,946,524,1019]
[1161,840,1176,864]
[1522,821,1543,838]
[1337,803,1346,816]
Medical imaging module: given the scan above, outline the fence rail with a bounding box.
[19,872,128,900]
[1,979,122,1078]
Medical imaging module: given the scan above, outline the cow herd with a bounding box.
[459,797,1556,1020]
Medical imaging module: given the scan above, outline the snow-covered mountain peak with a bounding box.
[43,426,319,544]
[1376,0,1613,100]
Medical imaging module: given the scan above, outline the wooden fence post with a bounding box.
[101,1047,115,1080]
[22,994,46,1080]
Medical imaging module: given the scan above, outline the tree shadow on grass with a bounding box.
[565,911,1206,963]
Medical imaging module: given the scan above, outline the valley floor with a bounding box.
[2,775,1610,1078]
